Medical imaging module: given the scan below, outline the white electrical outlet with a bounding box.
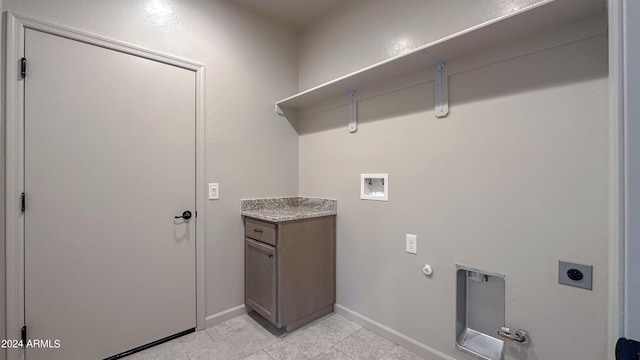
[406,234,417,254]
[208,183,219,200]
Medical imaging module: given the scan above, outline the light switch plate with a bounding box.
[208,183,219,200]
[406,234,417,254]
[558,261,592,290]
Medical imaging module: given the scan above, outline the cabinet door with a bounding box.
[245,238,277,323]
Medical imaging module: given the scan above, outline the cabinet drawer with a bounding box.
[245,218,276,246]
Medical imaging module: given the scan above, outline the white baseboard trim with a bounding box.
[204,304,247,329]
[335,304,456,360]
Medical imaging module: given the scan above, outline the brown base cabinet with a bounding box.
[244,215,336,332]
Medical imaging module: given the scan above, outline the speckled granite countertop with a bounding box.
[241,197,337,222]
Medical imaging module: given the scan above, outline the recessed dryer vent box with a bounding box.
[456,265,505,360]
[360,174,388,201]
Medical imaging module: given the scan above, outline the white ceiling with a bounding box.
[232,0,343,29]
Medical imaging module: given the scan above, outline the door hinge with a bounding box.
[20,58,26,78]
[21,325,27,344]
[21,192,25,212]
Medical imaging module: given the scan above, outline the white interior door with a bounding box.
[24,29,196,359]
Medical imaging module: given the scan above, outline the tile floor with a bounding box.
[126,312,426,360]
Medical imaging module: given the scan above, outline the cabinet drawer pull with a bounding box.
[254,229,264,233]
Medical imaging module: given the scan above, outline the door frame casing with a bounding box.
[610,0,640,344]
[4,12,207,360]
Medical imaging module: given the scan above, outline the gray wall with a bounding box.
[297,1,609,359]
[0,0,299,334]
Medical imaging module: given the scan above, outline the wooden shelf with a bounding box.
[275,0,605,131]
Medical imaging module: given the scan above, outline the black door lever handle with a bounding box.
[175,211,192,220]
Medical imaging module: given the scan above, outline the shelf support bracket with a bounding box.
[275,104,285,116]
[335,86,357,133]
[424,51,449,118]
